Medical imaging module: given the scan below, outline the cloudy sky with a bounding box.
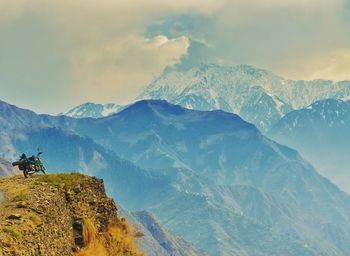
[0,0,349,113]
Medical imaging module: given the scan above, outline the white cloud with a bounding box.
[0,0,349,113]
[70,35,189,103]
[0,0,195,109]
[302,49,350,81]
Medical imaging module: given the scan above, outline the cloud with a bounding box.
[0,0,349,113]
[300,49,350,81]
[70,35,189,103]
[148,0,350,81]
[0,0,30,23]
[0,0,196,111]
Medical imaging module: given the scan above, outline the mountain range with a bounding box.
[268,98,350,193]
[61,64,350,134]
[121,208,206,256]
[1,99,350,255]
[139,64,350,132]
[74,63,349,196]
[58,64,350,194]
[0,112,202,254]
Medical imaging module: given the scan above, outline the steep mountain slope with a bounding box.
[266,80,350,110]
[119,207,205,256]
[138,64,350,131]
[0,174,143,256]
[0,101,204,255]
[0,127,168,209]
[53,100,350,256]
[2,99,350,255]
[0,100,171,208]
[268,99,350,193]
[0,100,40,130]
[139,64,291,132]
[62,103,124,119]
[134,211,205,256]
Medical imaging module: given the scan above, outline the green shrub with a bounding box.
[3,227,21,240]
[12,192,29,202]
[36,173,87,190]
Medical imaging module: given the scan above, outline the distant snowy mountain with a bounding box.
[269,98,350,193]
[62,102,124,118]
[139,64,350,132]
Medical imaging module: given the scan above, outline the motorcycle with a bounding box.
[12,151,46,178]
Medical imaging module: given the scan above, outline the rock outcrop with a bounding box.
[0,174,143,256]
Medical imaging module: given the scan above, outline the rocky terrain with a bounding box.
[0,173,203,256]
[0,174,143,256]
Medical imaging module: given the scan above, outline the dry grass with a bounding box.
[12,192,29,202]
[2,227,21,240]
[36,173,87,189]
[82,218,96,246]
[29,214,42,226]
[75,218,143,256]
[0,181,28,203]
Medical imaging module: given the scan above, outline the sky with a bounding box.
[0,0,349,114]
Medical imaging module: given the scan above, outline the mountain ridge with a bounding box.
[268,98,350,193]
[48,99,350,255]
[61,102,124,119]
[57,64,350,132]
[1,98,350,255]
[138,63,350,131]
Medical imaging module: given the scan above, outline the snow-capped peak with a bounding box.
[61,102,124,119]
[138,63,350,132]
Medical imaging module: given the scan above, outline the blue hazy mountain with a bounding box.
[1,99,350,255]
[268,99,350,193]
[138,64,350,132]
[61,100,350,255]
[0,100,40,130]
[119,207,207,256]
[0,101,204,255]
[57,64,350,133]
